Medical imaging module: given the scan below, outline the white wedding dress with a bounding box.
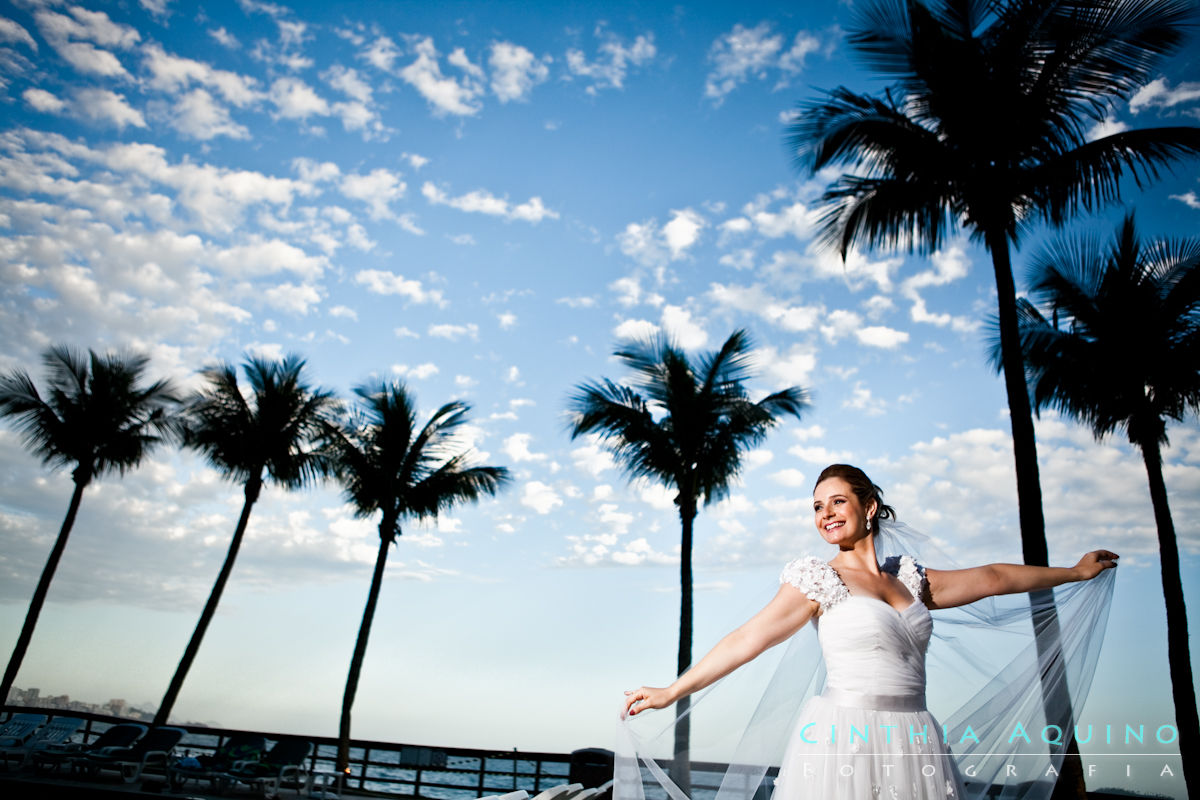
[773,554,965,800]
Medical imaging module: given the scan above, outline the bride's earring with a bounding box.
[865,516,872,532]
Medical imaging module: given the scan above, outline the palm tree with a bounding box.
[153,355,338,727]
[0,346,178,704]
[789,0,1199,576]
[789,6,1198,791]
[568,329,808,792]
[1006,214,1200,796]
[325,381,510,771]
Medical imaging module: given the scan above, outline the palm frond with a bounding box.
[1027,127,1200,224]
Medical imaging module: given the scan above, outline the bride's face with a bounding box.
[813,477,875,546]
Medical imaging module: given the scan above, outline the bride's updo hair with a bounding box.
[814,464,896,533]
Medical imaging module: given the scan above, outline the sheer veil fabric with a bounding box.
[615,520,1117,800]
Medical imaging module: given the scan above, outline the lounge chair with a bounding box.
[0,715,84,769]
[0,714,47,748]
[530,783,583,800]
[478,791,530,800]
[224,736,312,796]
[167,731,266,793]
[30,722,147,773]
[73,725,186,783]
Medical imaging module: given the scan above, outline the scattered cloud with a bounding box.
[565,29,655,93]
[422,182,558,223]
[399,35,483,116]
[354,270,447,306]
[705,23,823,104]
[1129,78,1200,115]
[489,42,551,102]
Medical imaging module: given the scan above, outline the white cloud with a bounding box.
[756,344,817,388]
[613,318,660,341]
[213,236,323,280]
[73,88,146,129]
[497,312,517,329]
[329,305,357,320]
[520,481,562,514]
[771,468,808,488]
[354,270,447,306]
[503,433,548,463]
[565,31,655,93]
[341,169,406,220]
[662,208,706,259]
[705,23,781,103]
[571,438,617,478]
[422,182,557,223]
[0,18,37,50]
[262,281,320,314]
[270,76,330,119]
[1086,116,1128,141]
[400,36,483,116]
[392,362,439,380]
[1129,78,1200,114]
[23,88,65,114]
[142,44,260,107]
[209,27,239,49]
[708,283,821,332]
[661,304,708,349]
[843,381,886,415]
[35,7,140,78]
[428,323,478,340]
[1170,191,1200,210]
[169,88,250,140]
[617,210,705,268]
[489,42,551,102]
[899,245,978,332]
[856,325,909,349]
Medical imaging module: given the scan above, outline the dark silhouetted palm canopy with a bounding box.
[0,346,178,704]
[568,329,808,791]
[1005,214,1200,793]
[789,0,1200,571]
[153,354,339,727]
[326,381,510,771]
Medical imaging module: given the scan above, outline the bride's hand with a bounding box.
[1074,550,1119,580]
[622,686,674,718]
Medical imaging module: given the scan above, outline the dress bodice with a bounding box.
[780,555,932,696]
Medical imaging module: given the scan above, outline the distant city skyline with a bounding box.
[0,2,1196,799]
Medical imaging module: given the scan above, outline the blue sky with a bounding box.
[0,0,1197,795]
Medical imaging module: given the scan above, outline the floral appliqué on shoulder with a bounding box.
[882,554,926,601]
[780,555,849,613]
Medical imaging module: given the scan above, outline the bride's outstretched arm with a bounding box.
[924,549,1119,609]
[623,584,818,718]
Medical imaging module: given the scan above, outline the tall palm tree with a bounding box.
[789,5,1198,791]
[326,381,510,771]
[1006,214,1200,797]
[789,0,1199,577]
[0,346,178,705]
[153,355,338,727]
[568,329,808,792]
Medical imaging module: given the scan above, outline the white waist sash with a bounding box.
[821,686,926,712]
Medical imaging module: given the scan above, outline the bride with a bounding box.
[621,464,1118,800]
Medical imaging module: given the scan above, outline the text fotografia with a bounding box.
[795,721,1181,748]
[791,722,1181,784]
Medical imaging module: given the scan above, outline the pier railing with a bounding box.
[1,706,586,797]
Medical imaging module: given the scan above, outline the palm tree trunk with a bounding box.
[0,477,88,705]
[671,498,696,796]
[338,524,394,772]
[984,230,1085,799]
[153,474,262,727]
[1140,438,1199,798]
